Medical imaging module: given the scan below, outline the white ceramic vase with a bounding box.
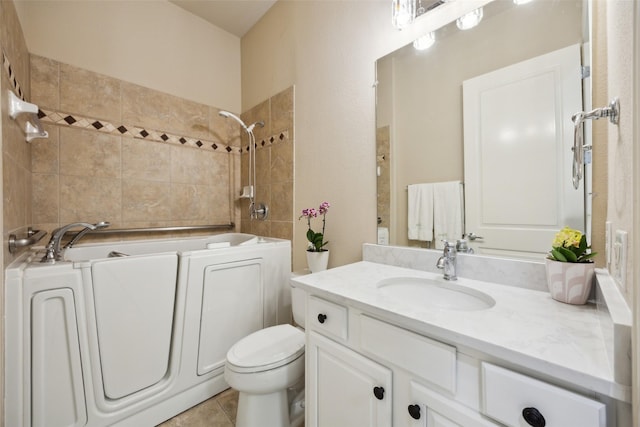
[306,250,329,273]
[544,258,595,305]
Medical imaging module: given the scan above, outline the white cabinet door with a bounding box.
[406,380,500,427]
[307,331,392,427]
[463,43,584,259]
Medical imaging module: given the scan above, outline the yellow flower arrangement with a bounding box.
[548,226,596,263]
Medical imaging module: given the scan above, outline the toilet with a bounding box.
[224,280,307,427]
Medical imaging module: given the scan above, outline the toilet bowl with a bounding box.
[224,278,307,427]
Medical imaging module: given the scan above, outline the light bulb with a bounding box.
[413,32,435,50]
[456,7,483,30]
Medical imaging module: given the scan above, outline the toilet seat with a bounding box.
[226,324,305,374]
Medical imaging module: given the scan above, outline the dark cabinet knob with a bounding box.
[317,313,327,323]
[373,386,385,400]
[408,404,421,420]
[522,407,546,427]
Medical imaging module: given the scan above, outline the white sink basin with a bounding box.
[376,277,496,311]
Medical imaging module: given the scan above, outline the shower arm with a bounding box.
[219,111,267,220]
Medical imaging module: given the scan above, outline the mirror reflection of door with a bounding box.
[462,44,585,259]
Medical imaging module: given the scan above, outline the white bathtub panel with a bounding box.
[197,259,264,375]
[31,289,87,427]
[92,253,178,399]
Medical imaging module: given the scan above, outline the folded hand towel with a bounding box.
[407,183,434,242]
[433,181,464,249]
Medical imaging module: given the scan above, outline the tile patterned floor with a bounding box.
[157,388,239,427]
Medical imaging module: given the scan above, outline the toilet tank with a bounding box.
[290,272,308,328]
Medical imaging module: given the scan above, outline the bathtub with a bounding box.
[5,233,291,427]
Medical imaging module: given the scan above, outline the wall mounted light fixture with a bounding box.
[392,0,416,30]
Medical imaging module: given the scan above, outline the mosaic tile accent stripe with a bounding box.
[2,50,24,100]
[38,108,289,154]
[38,108,244,153]
[3,51,289,154]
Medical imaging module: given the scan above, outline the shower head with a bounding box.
[219,111,265,133]
[219,110,248,130]
[246,121,265,132]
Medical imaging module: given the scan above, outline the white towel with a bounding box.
[407,183,434,242]
[433,181,464,249]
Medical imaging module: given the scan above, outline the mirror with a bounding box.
[376,0,589,259]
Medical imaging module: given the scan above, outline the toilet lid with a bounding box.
[226,324,305,373]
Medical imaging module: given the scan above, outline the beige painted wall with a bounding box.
[14,0,241,111]
[242,0,492,271]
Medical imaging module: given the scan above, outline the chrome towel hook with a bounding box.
[570,97,620,189]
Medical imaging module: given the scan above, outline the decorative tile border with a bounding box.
[38,108,242,153]
[2,51,24,100]
[3,50,290,154]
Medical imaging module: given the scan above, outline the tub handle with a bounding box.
[8,228,47,253]
[108,251,130,258]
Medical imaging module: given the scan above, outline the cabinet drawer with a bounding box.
[359,315,456,394]
[481,363,606,427]
[308,296,348,341]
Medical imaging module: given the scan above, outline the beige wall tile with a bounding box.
[122,138,171,182]
[270,87,293,135]
[271,221,293,242]
[122,82,209,140]
[255,145,270,184]
[270,181,292,222]
[32,173,58,224]
[249,219,270,237]
[242,100,270,141]
[59,175,121,224]
[122,180,172,222]
[171,145,218,185]
[271,142,292,183]
[30,55,59,109]
[60,63,121,122]
[0,1,29,96]
[210,182,232,223]
[170,183,211,221]
[3,152,30,232]
[59,127,121,178]
[31,123,58,174]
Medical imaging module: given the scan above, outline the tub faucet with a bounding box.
[64,221,110,249]
[41,221,109,263]
[436,240,457,281]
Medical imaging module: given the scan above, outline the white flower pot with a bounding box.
[306,250,329,273]
[544,258,595,305]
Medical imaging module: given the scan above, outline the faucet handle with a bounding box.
[440,240,457,256]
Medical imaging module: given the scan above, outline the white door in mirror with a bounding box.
[463,43,584,260]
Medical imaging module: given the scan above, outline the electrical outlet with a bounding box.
[613,230,627,290]
[605,221,612,268]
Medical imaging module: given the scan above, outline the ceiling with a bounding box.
[169,0,277,37]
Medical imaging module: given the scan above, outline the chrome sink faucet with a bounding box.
[41,221,110,263]
[436,240,457,281]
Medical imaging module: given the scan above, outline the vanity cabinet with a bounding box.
[305,293,608,427]
[307,331,392,426]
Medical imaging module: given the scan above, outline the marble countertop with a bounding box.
[291,261,631,402]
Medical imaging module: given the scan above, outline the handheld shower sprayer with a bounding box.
[219,111,269,221]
